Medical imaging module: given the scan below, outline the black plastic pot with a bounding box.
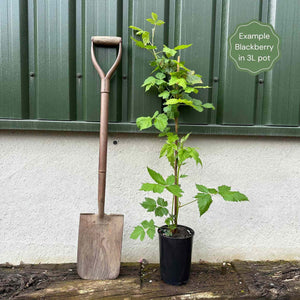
[158,225,194,285]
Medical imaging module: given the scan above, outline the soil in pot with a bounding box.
[158,225,194,285]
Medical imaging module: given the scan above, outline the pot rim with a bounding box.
[157,224,194,239]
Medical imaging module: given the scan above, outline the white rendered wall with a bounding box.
[0,131,299,264]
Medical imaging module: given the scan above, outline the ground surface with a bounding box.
[0,261,299,299]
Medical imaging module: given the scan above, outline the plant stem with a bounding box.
[173,55,181,228]
[179,199,197,208]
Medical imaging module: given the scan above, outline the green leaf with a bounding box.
[174,44,192,50]
[186,71,203,84]
[156,20,165,26]
[163,45,177,58]
[187,147,202,166]
[196,193,213,216]
[142,31,150,45]
[141,220,150,228]
[165,217,172,226]
[180,174,188,178]
[140,198,156,212]
[196,184,209,193]
[166,185,183,197]
[202,103,215,110]
[130,226,145,241]
[165,98,193,106]
[154,113,168,132]
[140,183,165,193]
[147,227,155,239]
[136,116,152,130]
[218,185,231,193]
[155,206,169,217]
[168,76,187,88]
[146,18,156,24]
[159,91,170,99]
[155,72,166,80]
[191,99,204,112]
[166,175,175,185]
[159,143,169,158]
[130,36,146,49]
[152,111,159,119]
[151,12,158,21]
[142,76,156,87]
[129,25,143,31]
[218,185,248,201]
[208,188,218,194]
[181,133,191,144]
[157,197,168,207]
[184,87,198,94]
[147,167,166,185]
[144,45,157,50]
[167,132,179,144]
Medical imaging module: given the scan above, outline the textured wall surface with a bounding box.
[0,131,299,264]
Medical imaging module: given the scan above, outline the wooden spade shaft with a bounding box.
[98,88,109,218]
[90,37,122,218]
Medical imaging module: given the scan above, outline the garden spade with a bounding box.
[77,36,124,280]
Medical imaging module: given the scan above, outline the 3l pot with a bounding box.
[158,225,194,285]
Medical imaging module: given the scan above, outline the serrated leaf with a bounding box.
[165,217,172,226]
[166,185,183,197]
[136,116,152,130]
[157,197,168,207]
[155,72,166,80]
[187,147,202,166]
[146,18,156,24]
[142,76,156,87]
[163,45,177,58]
[144,45,157,50]
[142,31,150,45]
[168,76,187,88]
[166,175,175,185]
[129,25,143,31]
[196,184,209,193]
[218,185,231,193]
[181,133,191,144]
[141,220,150,228]
[187,72,203,84]
[130,36,146,49]
[147,227,155,239]
[154,113,168,132]
[159,91,170,99]
[140,183,165,193]
[141,198,156,212]
[156,20,165,26]
[130,226,145,241]
[196,193,213,216]
[174,44,192,50]
[151,12,158,21]
[208,188,218,194]
[147,167,166,185]
[219,189,248,202]
[165,98,193,106]
[152,111,159,119]
[160,143,169,158]
[202,103,215,110]
[155,206,169,217]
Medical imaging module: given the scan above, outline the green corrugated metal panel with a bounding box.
[262,0,300,126]
[0,0,28,119]
[0,0,299,136]
[33,0,75,120]
[217,0,262,125]
[127,0,166,122]
[169,0,216,125]
[82,0,122,122]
